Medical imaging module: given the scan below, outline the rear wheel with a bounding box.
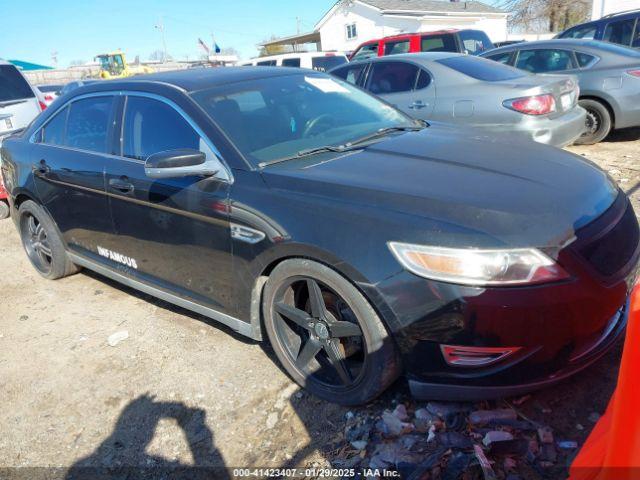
[18,200,79,280]
[0,200,9,220]
[263,259,400,405]
[575,99,612,145]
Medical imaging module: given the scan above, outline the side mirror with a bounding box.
[144,149,219,179]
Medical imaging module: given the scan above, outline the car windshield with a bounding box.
[191,73,415,166]
[0,65,35,102]
[437,55,527,81]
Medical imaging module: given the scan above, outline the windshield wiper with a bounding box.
[257,124,426,169]
[258,144,361,168]
[348,125,425,147]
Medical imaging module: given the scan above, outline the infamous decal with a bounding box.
[97,246,138,269]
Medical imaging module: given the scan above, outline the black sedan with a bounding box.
[1,67,638,405]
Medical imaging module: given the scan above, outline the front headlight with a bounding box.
[388,242,569,286]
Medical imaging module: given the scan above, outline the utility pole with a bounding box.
[154,16,169,63]
[296,16,302,34]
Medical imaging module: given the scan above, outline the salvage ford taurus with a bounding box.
[1,68,638,405]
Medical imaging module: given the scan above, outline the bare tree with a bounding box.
[499,0,591,33]
[220,47,239,57]
[148,49,173,62]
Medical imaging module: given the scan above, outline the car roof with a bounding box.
[75,67,317,94]
[347,51,463,66]
[482,38,632,55]
[359,29,461,45]
[243,51,347,63]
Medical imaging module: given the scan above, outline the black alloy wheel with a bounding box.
[263,259,400,405]
[18,200,80,280]
[273,277,366,388]
[21,212,53,275]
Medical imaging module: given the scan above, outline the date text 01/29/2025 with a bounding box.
[232,468,400,477]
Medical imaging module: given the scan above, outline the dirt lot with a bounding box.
[1,128,639,479]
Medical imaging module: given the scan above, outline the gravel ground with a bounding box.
[1,127,639,479]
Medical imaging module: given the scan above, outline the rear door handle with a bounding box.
[409,100,427,110]
[109,177,135,194]
[32,159,50,176]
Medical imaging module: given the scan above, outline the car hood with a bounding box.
[261,127,618,248]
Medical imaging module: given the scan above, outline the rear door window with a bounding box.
[40,106,68,146]
[458,30,493,54]
[515,49,575,72]
[384,40,410,56]
[352,43,378,61]
[65,96,115,154]
[311,56,347,72]
[421,34,457,52]
[436,56,525,81]
[603,18,636,46]
[331,63,368,86]
[0,65,35,102]
[122,96,200,160]
[367,61,420,94]
[282,58,301,67]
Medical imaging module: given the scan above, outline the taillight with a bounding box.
[627,69,640,77]
[44,94,54,101]
[38,101,47,111]
[504,94,556,115]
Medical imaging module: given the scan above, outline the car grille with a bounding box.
[577,201,639,277]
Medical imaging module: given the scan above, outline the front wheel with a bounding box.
[575,99,612,145]
[262,259,400,405]
[18,200,80,280]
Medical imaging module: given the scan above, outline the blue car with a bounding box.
[557,9,640,49]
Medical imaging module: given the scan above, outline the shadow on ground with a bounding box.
[604,127,640,143]
[65,395,230,480]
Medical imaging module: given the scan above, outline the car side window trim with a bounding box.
[31,90,233,184]
[117,92,231,183]
[31,93,114,147]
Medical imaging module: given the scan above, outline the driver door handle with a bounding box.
[408,100,427,110]
[109,177,135,194]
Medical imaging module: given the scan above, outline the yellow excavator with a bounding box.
[95,51,155,79]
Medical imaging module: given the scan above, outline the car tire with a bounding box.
[0,200,9,220]
[575,99,612,145]
[262,258,400,406]
[18,200,80,280]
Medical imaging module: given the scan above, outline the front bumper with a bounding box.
[366,194,639,401]
[408,301,627,401]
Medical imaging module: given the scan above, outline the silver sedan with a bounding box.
[480,39,640,144]
[330,52,586,148]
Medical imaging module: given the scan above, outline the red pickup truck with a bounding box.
[350,29,494,61]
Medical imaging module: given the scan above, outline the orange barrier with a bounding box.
[569,283,640,480]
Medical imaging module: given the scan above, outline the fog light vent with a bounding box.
[441,345,521,367]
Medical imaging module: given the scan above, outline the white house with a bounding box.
[591,0,639,19]
[316,0,508,52]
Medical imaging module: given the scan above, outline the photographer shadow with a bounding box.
[65,394,229,480]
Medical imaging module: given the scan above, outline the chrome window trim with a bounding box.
[29,90,234,184]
